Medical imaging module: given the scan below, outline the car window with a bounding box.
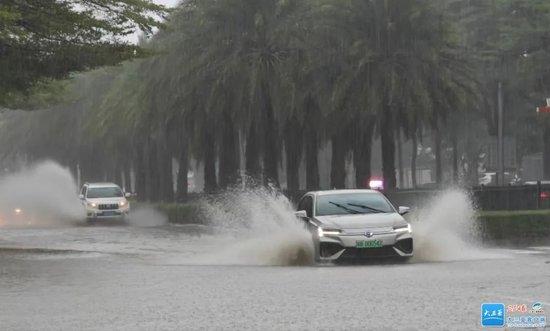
[86,187,123,198]
[315,193,394,216]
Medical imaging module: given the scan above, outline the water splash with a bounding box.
[411,188,500,262]
[0,161,84,228]
[191,187,314,266]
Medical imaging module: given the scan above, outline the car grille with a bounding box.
[341,227,394,236]
[340,246,398,259]
[98,203,119,210]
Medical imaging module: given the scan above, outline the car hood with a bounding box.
[315,213,406,230]
[86,197,125,204]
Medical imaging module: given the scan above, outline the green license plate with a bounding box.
[356,240,383,249]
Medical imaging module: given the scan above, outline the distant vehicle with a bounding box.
[479,172,521,186]
[295,189,413,262]
[0,207,31,227]
[524,180,550,185]
[79,183,130,221]
[479,172,496,186]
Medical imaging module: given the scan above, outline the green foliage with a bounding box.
[0,0,168,107]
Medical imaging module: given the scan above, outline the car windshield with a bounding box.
[315,193,395,216]
[87,187,123,198]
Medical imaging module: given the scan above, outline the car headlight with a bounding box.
[119,200,127,207]
[318,227,341,237]
[87,202,97,208]
[394,223,412,233]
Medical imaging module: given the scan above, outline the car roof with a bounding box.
[307,189,381,196]
[85,182,120,188]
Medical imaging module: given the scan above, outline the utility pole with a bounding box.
[497,82,505,185]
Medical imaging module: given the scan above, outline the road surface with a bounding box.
[0,224,549,330]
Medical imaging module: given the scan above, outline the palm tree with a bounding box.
[319,0,475,190]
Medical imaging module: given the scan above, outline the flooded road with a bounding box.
[1,224,549,331]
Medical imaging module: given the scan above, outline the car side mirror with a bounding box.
[79,194,85,200]
[294,210,308,219]
[124,192,132,198]
[398,206,410,215]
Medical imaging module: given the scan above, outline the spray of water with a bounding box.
[411,188,498,262]
[0,161,84,227]
[192,187,314,266]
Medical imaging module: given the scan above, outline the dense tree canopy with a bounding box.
[0,0,167,107]
[1,0,550,201]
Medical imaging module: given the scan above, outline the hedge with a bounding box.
[476,209,550,242]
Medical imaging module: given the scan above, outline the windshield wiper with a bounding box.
[329,201,361,214]
[347,203,386,214]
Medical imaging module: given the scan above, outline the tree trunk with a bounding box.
[451,134,459,183]
[396,129,404,188]
[219,108,239,188]
[284,116,302,192]
[411,133,418,189]
[544,124,550,179]
[330,131,346,189]
[433,125,442,186]
[114,162,123,188]
[245,119,261,182]
[305,97,319,190]
[380,106,396,190]
[149,140,161,201]
[123,166,131,193]
[465,142,479,187]
[203,128,217,193]
[354,122,374,188]
[144,138,155,201]
[176,139,189,201]
[156,134,173,202]
[261,84,279,187]
[134,144,146,200]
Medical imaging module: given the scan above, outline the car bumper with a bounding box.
[317,232,413,261]
[86,208,129,219]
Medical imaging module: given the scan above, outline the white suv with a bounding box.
[79,182,130,220]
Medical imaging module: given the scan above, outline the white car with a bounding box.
[295,189,413,262]
[79,182,130,221]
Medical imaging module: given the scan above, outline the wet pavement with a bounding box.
[1,224,549,330]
